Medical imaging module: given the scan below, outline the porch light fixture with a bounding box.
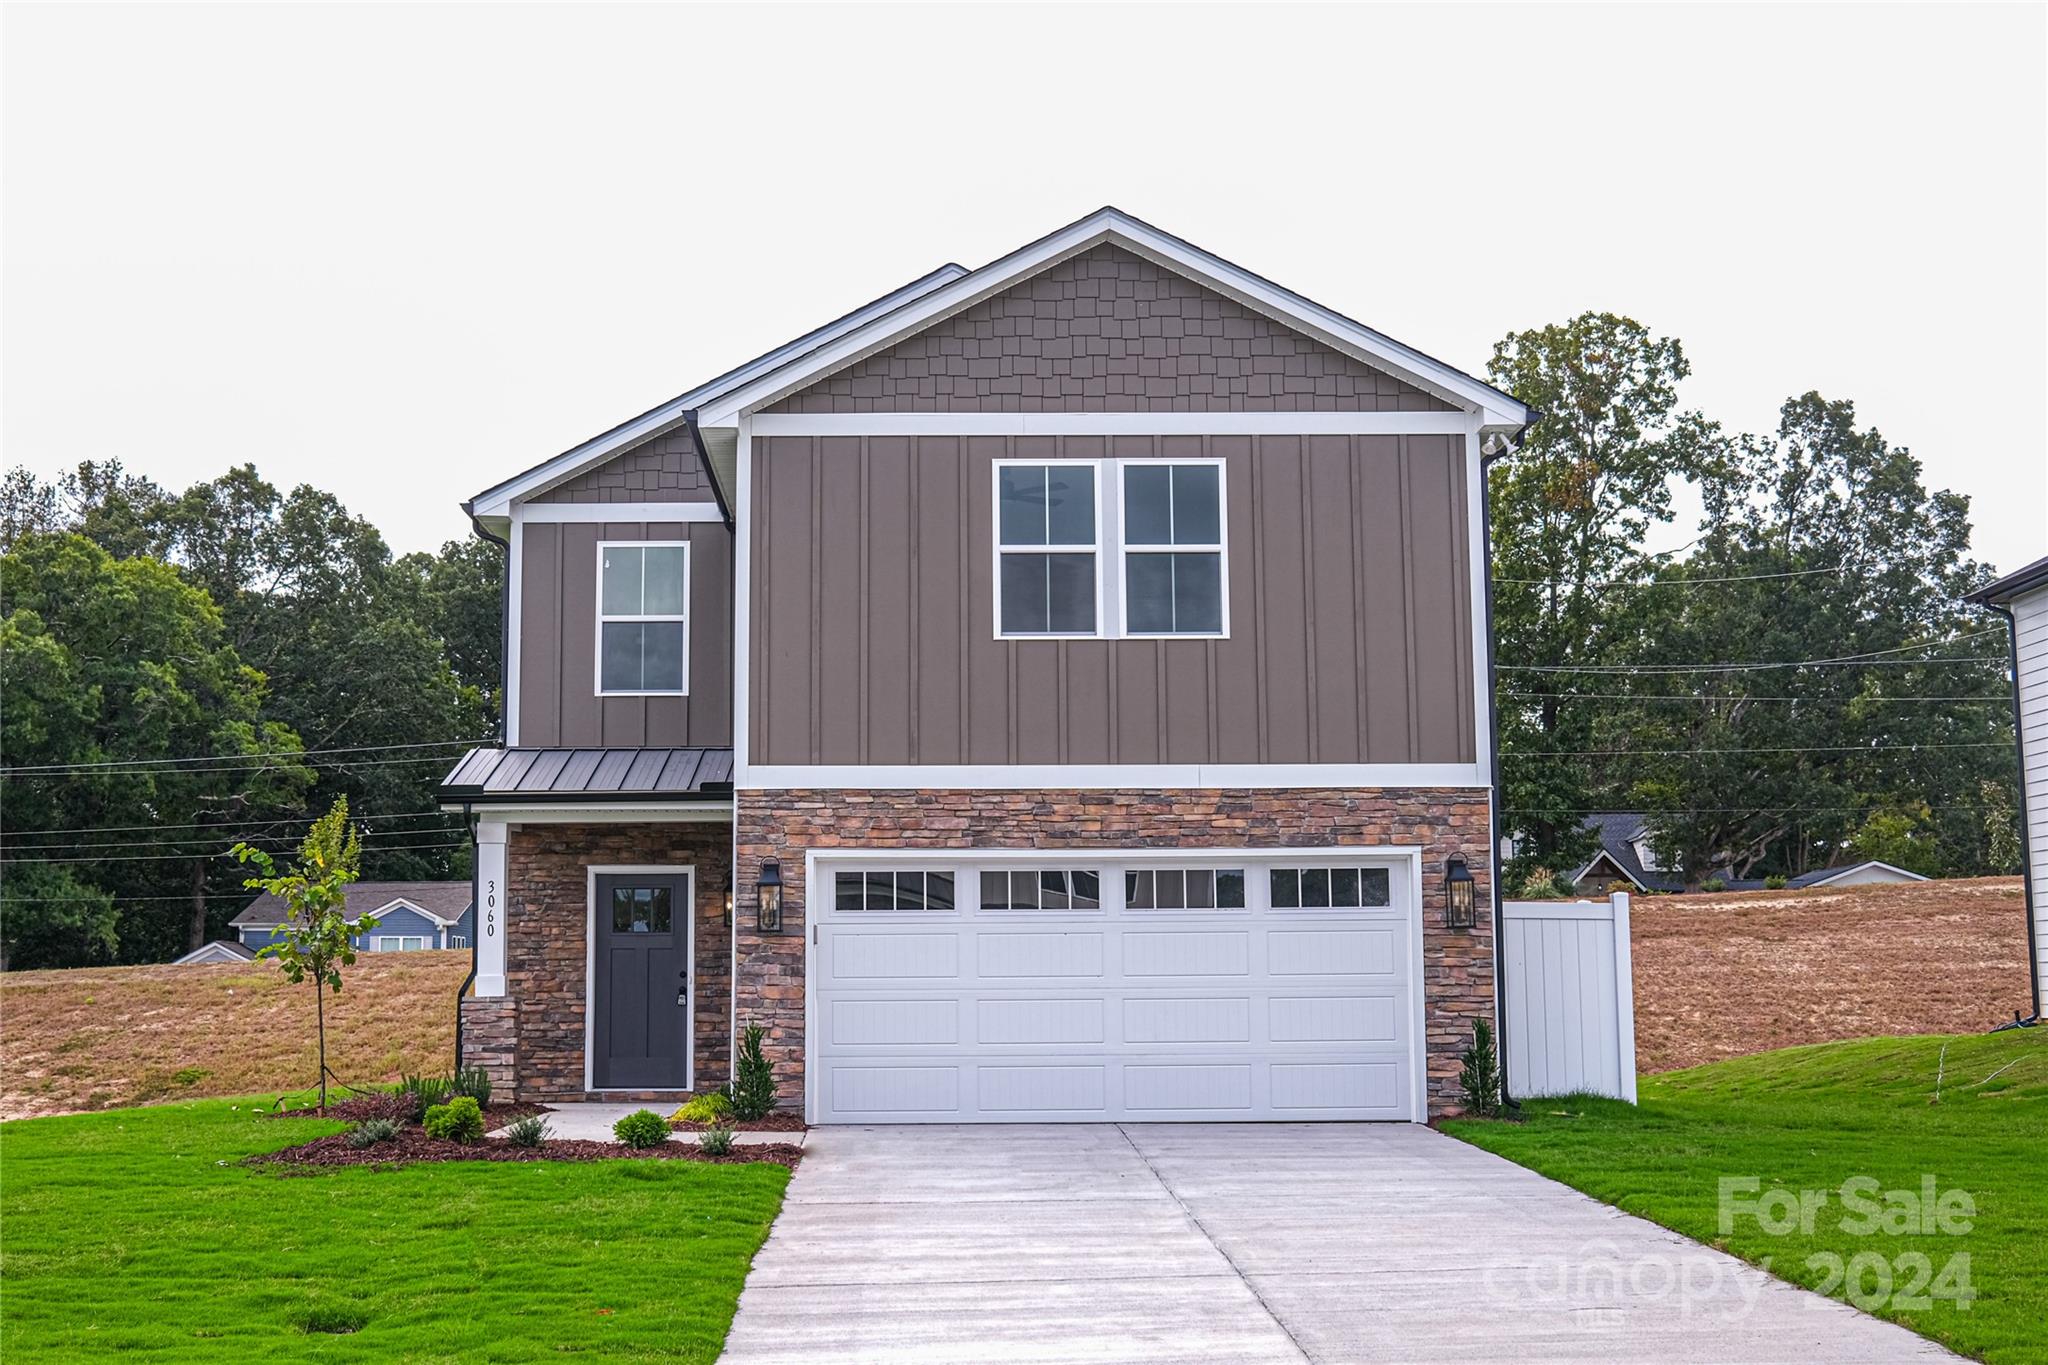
[722,873,734,929]
[1444,856,1477,930]
[756,860,785,934]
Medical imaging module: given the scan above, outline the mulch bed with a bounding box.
[670,1111,808,1133]
[260,1093,552,1128]
[249,1127,802,1171]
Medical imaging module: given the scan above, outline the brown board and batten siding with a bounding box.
[517,518,733,748]
[748,433,1474,768]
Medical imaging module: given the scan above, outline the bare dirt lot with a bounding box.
[0,951,470,1119]
[1630,876,2033,1073]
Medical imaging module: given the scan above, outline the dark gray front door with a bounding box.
[593,872,692,1090]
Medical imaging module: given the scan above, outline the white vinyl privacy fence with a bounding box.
[1500,893,1638,1102]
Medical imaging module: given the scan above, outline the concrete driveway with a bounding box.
[720,1123,1954,1364]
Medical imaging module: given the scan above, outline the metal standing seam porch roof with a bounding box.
[438,747,735,804]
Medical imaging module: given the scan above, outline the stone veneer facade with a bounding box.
[733,787,1494,1118]
[459,821,733,1102]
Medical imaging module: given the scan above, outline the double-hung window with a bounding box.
[993,459,1227,639]
[598,542,689,694]
[1121,462,1225,636]
[996,462,1098,636]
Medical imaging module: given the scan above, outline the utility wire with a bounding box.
[1498,630,2004,676]
[1507,805,2005,815]
[1,809,460,847]
[0,739,483,778]
[1500,691,2007,704]
[4,836,470,867]
[1509,741,2008,758]
[1495,566,1846,588]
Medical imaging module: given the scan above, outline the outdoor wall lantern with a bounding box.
[1444,856,1477,930]
[722,873,734,929]
[756,860,785,933]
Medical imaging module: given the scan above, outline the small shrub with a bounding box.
[1700,876,1727,893]
[614,1109,670,1149]
[423,1095,485,1143]
[730,1023,777,1121]
[697,1120,736,1157]
[400,1072,452,1123]
[504,1114,550,1149]
[672,1091,732,1125]
[1458,1018,1503,1118]
[345,1118,399,1149]
[1764,874,1788,890]
[450,1066,493,1107]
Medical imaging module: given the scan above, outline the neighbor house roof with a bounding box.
[1782,860,1929,889]
[1567,813,1681,893]
[437,747,735,805]
[1965,554,2048,606]
[171,939,257,965]
[466,207,1534,520]
[230,881,473,930]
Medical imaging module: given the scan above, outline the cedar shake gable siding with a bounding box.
[532,431,719,504]
[765,243,1457,414]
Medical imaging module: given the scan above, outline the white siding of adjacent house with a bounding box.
[2015,585,2048,1016]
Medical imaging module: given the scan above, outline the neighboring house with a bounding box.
[229,881,475,952]
[1567,814,1928,895]
[170,939,256,966]
[441,207,1536,1123]
[1968,553,2048,1018]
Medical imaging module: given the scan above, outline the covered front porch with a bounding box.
[439,746,736,1103]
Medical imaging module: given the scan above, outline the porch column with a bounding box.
[475,819,509,996]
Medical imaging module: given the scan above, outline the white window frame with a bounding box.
[375,935,427,952]
[595,540,691,697]
[992,459,1105,640]
[1116,457,1230,640]
[989,457,1231,641]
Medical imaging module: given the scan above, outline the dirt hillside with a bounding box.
[1,951,471,1119]
[1629,876,2032,1073]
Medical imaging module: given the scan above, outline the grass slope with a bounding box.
[1445,1028,2047,1364]
[0,1098,790,1361]
[1,952,472,1119]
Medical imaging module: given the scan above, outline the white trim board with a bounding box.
[584,863,697,1095]
[520,502,725,524]
[740,763,1486,791]
[438,803,734,823]
[749,412,1479,436]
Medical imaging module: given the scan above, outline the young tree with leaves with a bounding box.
[233,797,368,1113]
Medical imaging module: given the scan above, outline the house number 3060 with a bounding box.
[486,879,498,937]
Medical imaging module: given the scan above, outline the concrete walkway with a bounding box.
[488,1102,806,1148]
[720,1123,1954,1364]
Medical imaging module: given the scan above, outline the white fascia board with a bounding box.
[435,802,734,823]
[739,762,1487,791]
[467,266,968,518]
[366,896,459,928]
[696,208,1529,427]
[748,412,1477,436]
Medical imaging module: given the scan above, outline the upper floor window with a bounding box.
[1122,463,1225,636]
[993,459,1228,639]
[598,542,688,694]
[996,462,1098,636]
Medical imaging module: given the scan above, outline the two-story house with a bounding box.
[439,208,1532,1122]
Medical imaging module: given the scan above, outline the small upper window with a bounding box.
[1270,866,1392,909]
[599,543,688,694]
[996,463,1098,636]
[1122,464,1224,635]
[979,868,1102,910]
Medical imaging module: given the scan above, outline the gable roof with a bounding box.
[172,939,257,965]
[468,207,1532,520]
[1567,813,1678,893]
[230,881,473,929]
[1966,553,2048,606]
[1784,860,1929,889]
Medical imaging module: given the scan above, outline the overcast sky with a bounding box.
[5,4,2043,574]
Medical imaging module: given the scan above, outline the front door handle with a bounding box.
[677,973,688,1008]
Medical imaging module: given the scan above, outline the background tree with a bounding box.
[233,797,367,1112]
[1486,313,1727,877]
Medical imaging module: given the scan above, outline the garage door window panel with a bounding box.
[1271,866,1392,910]
[1126,867,1247,910]
[980,868,1101,911]
[834,870,956,912]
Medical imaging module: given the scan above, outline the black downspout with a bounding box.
[684,413,736,533]
[1481,427,1528,1108]
[1987,604,2042,1024]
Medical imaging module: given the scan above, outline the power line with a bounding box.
[0,809,460,848]
[0,739,482,778]
[1496,566,1846,588]
[1515,740,2007,765]
[4,837,468,867]
[1500,691,2007,704]
[1497,630,2004,676]
[1507,805,2005,815]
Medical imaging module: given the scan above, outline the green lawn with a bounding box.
[0,1098,791,1361]
[1444,1028,2047,1364]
